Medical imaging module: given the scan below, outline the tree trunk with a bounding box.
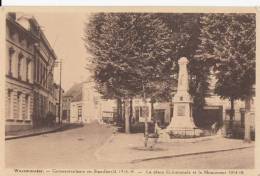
[151,100,154,122]
[142,84,148,148]
[122,99,125,123]
[116,98,122,126]
[144,99,148,148]
[244,96,251,142]
[229,98,235,130]
[125,98,131,134]
[129,98,133,132]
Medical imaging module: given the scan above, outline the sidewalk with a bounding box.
[5,124,65,140]
[95,133,254,163]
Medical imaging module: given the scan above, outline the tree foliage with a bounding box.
[84,13,176,101]
[196,13,255,127]
[197,14,255,101]
[84,13,210,102]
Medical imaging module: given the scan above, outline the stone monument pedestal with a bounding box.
[166,93,202,137]
[161,57,203,139]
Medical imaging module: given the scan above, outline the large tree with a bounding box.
[84,13,214,132]
[84,13,175,133]
[196,14,256,130]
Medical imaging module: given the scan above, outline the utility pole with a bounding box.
[58,59,62,125]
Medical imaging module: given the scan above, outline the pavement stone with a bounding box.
[95,133,254,163]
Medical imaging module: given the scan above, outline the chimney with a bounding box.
[8,12,16,20]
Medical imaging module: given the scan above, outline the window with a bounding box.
[78,105,82,121]
[135,106,149,122]
[39,60,41,83]
[26,58,31,82]
[8,47,15,76]
[25,95,30,120]
[18,53,23,80]
[154,109,165,125]
[36,58,39,82]
[9,26,15,39]
[78,106,82,116]
[17,92,23,120]
[7,89,13,119]
[135,107,140,122]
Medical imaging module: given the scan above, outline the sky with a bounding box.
[33,12,91,91]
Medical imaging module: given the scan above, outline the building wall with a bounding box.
[62,96,72,122]
[82,81,102,123]
[205,93,255,129]
[70,101,83,123]
[131,99,171,125]
[154,102,172,124]
[99,99,117,122]
[68,82,117,124]
[5,13,59,132]
[30,16,58,127]
[129,95,254,130]
[5,14,35,132]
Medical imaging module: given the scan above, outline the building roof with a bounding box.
[63,82,84,102]
[7,12,58,61]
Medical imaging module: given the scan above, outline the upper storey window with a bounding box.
[8,47,15,76]
[18,53,23,80]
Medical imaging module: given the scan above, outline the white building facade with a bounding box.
[69,81,117,123]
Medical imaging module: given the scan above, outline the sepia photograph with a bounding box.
[1,7,257,174]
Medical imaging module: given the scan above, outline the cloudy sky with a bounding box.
[33,12,91,91]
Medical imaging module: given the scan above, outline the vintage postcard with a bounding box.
[0,6,259,176]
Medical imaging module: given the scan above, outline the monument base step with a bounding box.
[159,128,205,139]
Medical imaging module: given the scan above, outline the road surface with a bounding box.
[5,122,254,169]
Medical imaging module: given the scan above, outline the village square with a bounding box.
[4,11,255,169]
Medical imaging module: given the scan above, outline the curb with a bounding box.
[131,145,253,164]
[5,126,64,140]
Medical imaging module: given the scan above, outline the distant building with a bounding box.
[62,95,73,122]
[204,71,255,132]
[64,81,116,123]
[126,98,172,127]
[5,13,59,132]
[62,82,83,123]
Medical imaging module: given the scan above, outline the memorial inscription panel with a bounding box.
[177,105,185,116]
